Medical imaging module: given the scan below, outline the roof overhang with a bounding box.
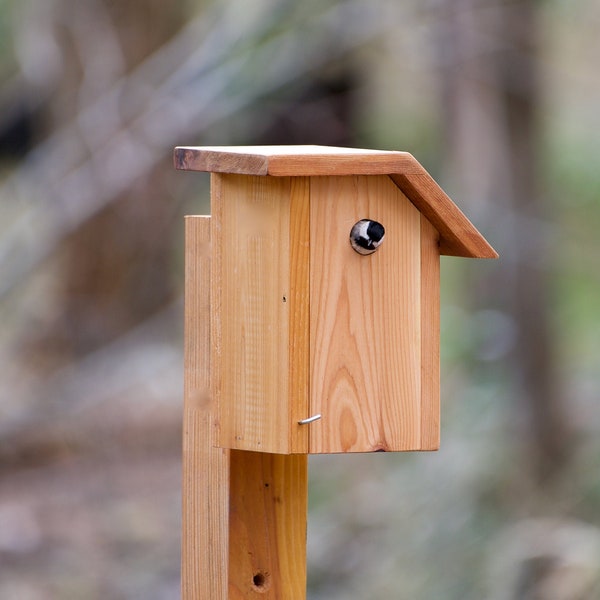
[174,145,498,259]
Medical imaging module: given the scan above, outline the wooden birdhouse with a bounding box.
[175,145,497,456]
[176,145,497,599]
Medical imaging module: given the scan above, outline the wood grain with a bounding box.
[309,175,422,453]
[174,145,417,177]
[288,177,310,453]
[182,216,229,599]
[212,174,310,454]
[229,451,308,599]
[420,216,441,450]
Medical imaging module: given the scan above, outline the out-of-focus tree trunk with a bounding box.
[436,0,571,485]
[256,69,358,147]
[24,0,186,362]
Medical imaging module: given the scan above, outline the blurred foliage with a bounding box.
[1,0,600,598]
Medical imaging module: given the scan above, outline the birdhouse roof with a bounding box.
[174,145,497,259]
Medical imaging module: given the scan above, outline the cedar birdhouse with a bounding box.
[175,145,497,455]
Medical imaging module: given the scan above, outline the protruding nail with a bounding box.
[298,414,322,425]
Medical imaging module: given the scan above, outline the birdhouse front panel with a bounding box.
[309,175,435,453]
[175,145,496,455]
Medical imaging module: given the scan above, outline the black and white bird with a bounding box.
[349,219,385,255]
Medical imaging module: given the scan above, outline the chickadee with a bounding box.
[349,219,385,255]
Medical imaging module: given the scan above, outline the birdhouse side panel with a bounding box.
[309,175,422,453]
[212,174,309,453]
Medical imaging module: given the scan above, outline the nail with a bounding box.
[298,414,322,425]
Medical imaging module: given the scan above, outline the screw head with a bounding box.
[349,219,385,255]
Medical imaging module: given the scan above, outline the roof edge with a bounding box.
[174,146,269,175]
[389,169,498,259]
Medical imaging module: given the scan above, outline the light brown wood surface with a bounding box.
[182,216,229,599]
[229,451,308,599]
[174,145,497,259]
[212,173,292,453]
[212,174,310,454]
[288,177,311,453]
[309,175,422,452]
[175,145,417,177]
[420,216,441,449]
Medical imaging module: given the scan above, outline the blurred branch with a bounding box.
[0,0,383,301]
[0,0,570,306]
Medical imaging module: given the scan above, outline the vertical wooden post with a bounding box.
[183,215,308,599]
[183,216,229,598]
[229,451,307,599]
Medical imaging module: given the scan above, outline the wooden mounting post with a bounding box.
[182,216,308,599]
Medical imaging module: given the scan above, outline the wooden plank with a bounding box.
[177,147,270,175]
[229,451,308,599]
[420,216,441,450]
[288,177,311,453]
[389,172,498,259]
[182,215,229,599]
[213,174,309,454]
[266,151,416,177]
[309,175,422,453]
[174,145,418,177]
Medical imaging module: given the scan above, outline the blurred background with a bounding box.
[1,0,599,598]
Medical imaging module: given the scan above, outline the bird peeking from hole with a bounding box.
[349,219,385,255]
